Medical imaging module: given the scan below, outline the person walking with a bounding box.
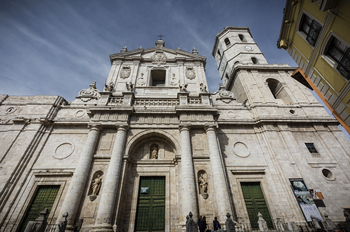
[213,217,221,231]
[198,216,207,232]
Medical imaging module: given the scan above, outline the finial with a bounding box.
[192,47,198,54]
[157,34,165,40]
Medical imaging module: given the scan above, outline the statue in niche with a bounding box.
[89,173,103,201]
[198,171,208,199]
[150,144,158,159]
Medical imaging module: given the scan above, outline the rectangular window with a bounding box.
[151,70,166,86]
[300,14,322,46]
[305,143,318,153]
[326,36,350,80]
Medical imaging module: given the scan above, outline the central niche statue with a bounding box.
[198,171,208,199]
[150,144,159,159]
[89,172,103,201]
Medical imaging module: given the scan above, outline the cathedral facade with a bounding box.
[0,27,350,232]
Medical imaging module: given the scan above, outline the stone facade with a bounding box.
[0,27,350,232]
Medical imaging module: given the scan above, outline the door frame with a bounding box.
[128,169,171,232]
[229,172,276,230]
[15,172,71,232]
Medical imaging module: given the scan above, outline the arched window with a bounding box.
[234,61,240,66]
[224,38,231,46]
[251,57,258,64]
[266,78,293,104]
[239,34,246,42]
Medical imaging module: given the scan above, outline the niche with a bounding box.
[198,170,209,199]
[88,171,104,201]
[266,78,293,104]
[150,143,159,159]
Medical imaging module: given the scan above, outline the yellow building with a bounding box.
[278,0,350,133]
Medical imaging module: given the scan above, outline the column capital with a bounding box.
[116,123,129,131]
[204,123,218,132]
[179,123,191,132]
[88,123,102,131]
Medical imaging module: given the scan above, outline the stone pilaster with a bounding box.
[179,124,198,221]
[58,124,101,231]
[92,124,129,232]
[205,124,232,222]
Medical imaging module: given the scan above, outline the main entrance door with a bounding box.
[135,176,165,232]
[241,182,273,229]
[18,185,60,232]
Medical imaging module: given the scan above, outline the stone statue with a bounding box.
[225,213,236,232]
[311,215,321,230]
[200,83,207,93]
[198,173,208,193]
[186,212,198,232]
[105,82,114,92]
[180,84,188,92]
[126,82,134,91]
[151,144,158,159]
[198,172,208,199]
[257,212,268,231]
[89,174,102,201]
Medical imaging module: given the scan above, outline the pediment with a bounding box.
[109,46,206,63]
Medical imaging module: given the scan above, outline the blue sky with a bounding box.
[1,0,349,139]
[0,0,296,101]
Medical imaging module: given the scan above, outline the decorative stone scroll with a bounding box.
[77,81,101,102]
[152,51,167,66]
[120,66,131,79]
[89,171,103,201]
[185,67,196,80]
[198,170,208,199]
[212,83,235,104]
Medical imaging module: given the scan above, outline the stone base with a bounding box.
[90,224,114,232]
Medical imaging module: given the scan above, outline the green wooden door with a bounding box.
[241,182,273,229]
[135,177,165,232]
[18,185,60,232]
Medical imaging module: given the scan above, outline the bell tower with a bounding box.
[212,27,268,88]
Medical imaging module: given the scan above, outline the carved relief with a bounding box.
[233,142,250,158]
[137,73,146,86]
[78,81,101,102]
[200,83,207,93]
[185,67,196,80]
[214,83,235,103]
[170,74,178,86]
[54,142,75,160]
[150,144,159,159]
[152,51,167,66]
[5,107,16,114]
[179,84,188,92]
[75,110,85,118]
[198,170,208,199]
[120,66,131,79]
[89,171,103,201]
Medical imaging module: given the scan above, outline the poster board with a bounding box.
[289,178,323,222]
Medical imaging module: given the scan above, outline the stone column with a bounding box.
[58,124,101,231]
[93,124,129,232]
[179,124,198,220]
[205,124,232,222]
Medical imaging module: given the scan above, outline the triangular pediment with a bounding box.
[109,46,206,64]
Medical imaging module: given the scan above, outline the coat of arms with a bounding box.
[120,66,131,79]
[152,51,166,66]
[185,67,196,80]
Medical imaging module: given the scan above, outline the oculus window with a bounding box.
[325,36,350,80]
[299,14,322,47]
[224,38,231,46]
[151,70,166,86]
